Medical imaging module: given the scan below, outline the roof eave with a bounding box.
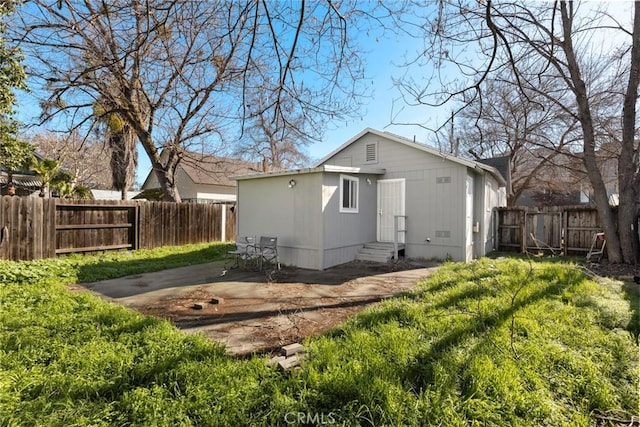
[232,165,386,181]
[473,164,506,187]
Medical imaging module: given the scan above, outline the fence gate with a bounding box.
[524,211,563,254]
[495,206,606,256]
[55,203,139,254]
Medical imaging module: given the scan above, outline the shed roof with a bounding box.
[315,128,506,186]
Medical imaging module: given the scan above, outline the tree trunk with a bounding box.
[6,171,15,196]
[153,167,180,203]
[618,1,640,264]
[618,196,640,264]
[559,1,622,262]
[137,130,182,203]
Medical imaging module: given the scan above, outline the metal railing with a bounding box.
[393,215,407,260]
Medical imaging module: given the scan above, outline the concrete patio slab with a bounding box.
[79,259,439,355]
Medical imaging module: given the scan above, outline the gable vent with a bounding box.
[365,143,377,163]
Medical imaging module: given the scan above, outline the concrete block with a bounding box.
[282,343,304,356]
[268,355,286,367]
[278,356,300,371]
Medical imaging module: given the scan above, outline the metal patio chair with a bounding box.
[586,232,606,262]
[258,236,280,271]
[224,236,258,270]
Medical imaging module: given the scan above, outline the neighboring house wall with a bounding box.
[194,186,236,202]
[91,189,141,200]
[143,167,237,202]
[512,146,620,207]
[171,168,237,202]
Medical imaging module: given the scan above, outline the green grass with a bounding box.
[0,242,232,285]
[1,249,638,426]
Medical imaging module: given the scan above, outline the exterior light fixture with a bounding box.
[366,178,372,185]
[288,179,296,188]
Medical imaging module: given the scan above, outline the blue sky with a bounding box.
[305,33,441,163]
[13,5,443,185]
[143,31,443,183]
[15,1,633,185]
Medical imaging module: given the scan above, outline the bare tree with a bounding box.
[13,0,373,202]
[27,131,113,189]
[235,92,311,171]
[394,1,639,263]
[456,72,583,205]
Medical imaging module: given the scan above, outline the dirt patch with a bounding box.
[582,260,640,282]
[82,259,439,356]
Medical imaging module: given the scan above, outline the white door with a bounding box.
[377,179,406,243]
[465,175,474,261]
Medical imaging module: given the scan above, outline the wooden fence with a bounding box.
[495,206,607,255]
[0,196,236,261]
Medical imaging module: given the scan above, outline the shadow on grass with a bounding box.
[349,270,573,392]
[622,282,640,344]
[76,244,233,284]
[406,279,571,390]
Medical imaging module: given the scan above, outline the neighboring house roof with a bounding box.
[477,156,511,191]
[1,152,47,191]
[313,128,506,186]
[179,155,262,186]
[142,153,262,189]
[0,173,42,189]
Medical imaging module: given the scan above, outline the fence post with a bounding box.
[562,209,567,255]
[520,209,526,253]
[221,204,227,242]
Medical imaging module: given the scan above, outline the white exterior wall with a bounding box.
[322,133,469,261]
[235,130,506,269]
[194,186,236,202]
[237,172,324,270]
[321,173,378,269]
